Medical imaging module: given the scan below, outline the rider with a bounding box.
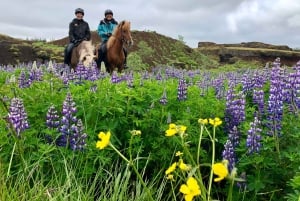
[97,9,129,69]
[64,8,91,66]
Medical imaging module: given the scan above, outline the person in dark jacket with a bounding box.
[64,8,91,66]
[96,9,129,69]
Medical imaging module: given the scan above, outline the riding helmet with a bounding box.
[104,9,113,16]
[75,8,84,15]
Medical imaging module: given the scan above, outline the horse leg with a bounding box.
[97,43,107,69]
[104,61,111,73]
[123,47,129,69]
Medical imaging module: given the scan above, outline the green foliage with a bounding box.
[136,41,155,59]
[127,52,149,70]
[32,42,64,62]
[1,63,300,200]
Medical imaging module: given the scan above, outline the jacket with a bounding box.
[97,18,118,43]
[69,18,91,43]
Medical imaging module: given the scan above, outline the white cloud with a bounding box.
[0,0,299,48]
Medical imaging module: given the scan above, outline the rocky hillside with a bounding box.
[0,32,300,68]
[197,41,300,66]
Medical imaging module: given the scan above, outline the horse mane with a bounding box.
[107,21,130,49]
[78,40,95,61]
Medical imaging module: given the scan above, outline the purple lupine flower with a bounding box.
[57,92,77,147]
[246,116,262,154]
[67,69,77,83]
[222,140,236,172]
[18,71,30,88]
[126,72,134,88]
[284,61,300,113]
[177,78,187,101]
[266,58,284,137]
[75,62,88,82]
[155,71,163,81]
[70,119,87,151]
[8,97,29,137]
[228,126,240,147]
[212,75,225,99]
[87,64,100,81]
[225,85,246,142]
[165,67,175,78]
[187,70,196,78]
[61,72,69,85]
[111,71,120,83]
[253,89,265,117]
[159,89,168,105]
[241,71,254,94]
[46,105,60,129]
[29,66,43,82]
[252,70,266,88]
[227,72,240,87]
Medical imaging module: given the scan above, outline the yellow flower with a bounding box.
[198,118,208,125]
[165,123,187,137]
[178,159,191,171]
[130,130,141,136]
[96,131,111,150]
[209,117,222,127]
[166,174,175,181]
[176,151,183,157]
[165,128,177,136]
[180,177,201,201]
[179,125,187,133]
[212,160,229,182]
[169,123,176,129]
[165,162,177,175]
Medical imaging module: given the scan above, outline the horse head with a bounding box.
[118,21,133,46]
[78,41,97,67]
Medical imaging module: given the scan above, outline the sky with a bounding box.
[1,0,300,48]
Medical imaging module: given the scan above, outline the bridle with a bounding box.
[119,23,133,46]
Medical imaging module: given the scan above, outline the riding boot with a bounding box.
[97,48,103,67]
[64,43,74,65]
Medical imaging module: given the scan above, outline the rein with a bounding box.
[112,26,125,42]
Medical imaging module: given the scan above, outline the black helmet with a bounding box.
[104,9,113,16]
[75,8,84,15]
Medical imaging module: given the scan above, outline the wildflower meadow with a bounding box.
[1,59,300,201]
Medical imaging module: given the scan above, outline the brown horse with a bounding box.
[97,20,133,73]
[70,40,96,70]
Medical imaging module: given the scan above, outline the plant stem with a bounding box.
[110,144,130,164]
[207,126,216,200]
[196,125,204,165]
[7,142,16,177]
[227,177,234,201]
[110,143,154,201]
